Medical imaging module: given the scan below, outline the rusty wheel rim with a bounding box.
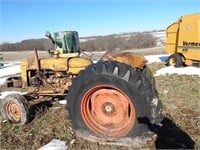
[169,58,176,66]
[6,102,21,123]
[81,85,135,137]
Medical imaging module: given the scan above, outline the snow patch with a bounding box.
[59,100,67,105]
[145,54,168,64]
[38,139,67,150]
[0,77,7,85]
[0,62,21,77]
[155,66,200,76]
[0,91,27,99]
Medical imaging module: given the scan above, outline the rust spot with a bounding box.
[101,48,147,69]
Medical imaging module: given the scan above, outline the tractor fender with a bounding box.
[67,57,92,74]
[101,49,147,69]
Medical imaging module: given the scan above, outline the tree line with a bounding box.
[0,32,157,52]
[80,33,157,51]
[0,39,53,51]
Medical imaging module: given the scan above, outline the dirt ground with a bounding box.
[2,47,199,149]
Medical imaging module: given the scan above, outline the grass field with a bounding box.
[0,62,199,149]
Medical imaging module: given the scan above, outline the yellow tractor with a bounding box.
[166,13,200,67]
[1,30,163,145]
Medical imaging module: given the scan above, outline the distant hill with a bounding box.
[80,30,165,51]
[80,30,165,46]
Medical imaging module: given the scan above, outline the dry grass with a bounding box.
[0,62,199,149]
[0,103,73,149]
[148,62,200,149]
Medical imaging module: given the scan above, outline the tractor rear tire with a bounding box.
[167,53,183,67]
[1,94,30,125]
[67,61,162,140]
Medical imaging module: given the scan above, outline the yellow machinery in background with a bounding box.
[166,13,200,67]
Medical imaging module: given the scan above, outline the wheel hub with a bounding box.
[6,102,21,122]
[81,85,135,137]
[169,58,176,66]
[103,102,115,114]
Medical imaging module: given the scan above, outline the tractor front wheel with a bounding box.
[1,94,30,125]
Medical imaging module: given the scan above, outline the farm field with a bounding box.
[0,49,199,149]
[0,47,166,62]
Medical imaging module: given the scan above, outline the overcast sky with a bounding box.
[0,0,199,43]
